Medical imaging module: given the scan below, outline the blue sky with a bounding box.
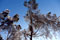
[0,0,60,40]
[0,0,28,29]
[0,0,60,29]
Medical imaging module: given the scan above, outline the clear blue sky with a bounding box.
[0,0,60,29]
[0,0,60,40]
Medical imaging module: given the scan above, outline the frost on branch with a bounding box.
[24,0,60,40]
[0,9,22,40]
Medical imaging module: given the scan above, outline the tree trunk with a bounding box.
[30,26,33,40]
[30,13,33,40]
